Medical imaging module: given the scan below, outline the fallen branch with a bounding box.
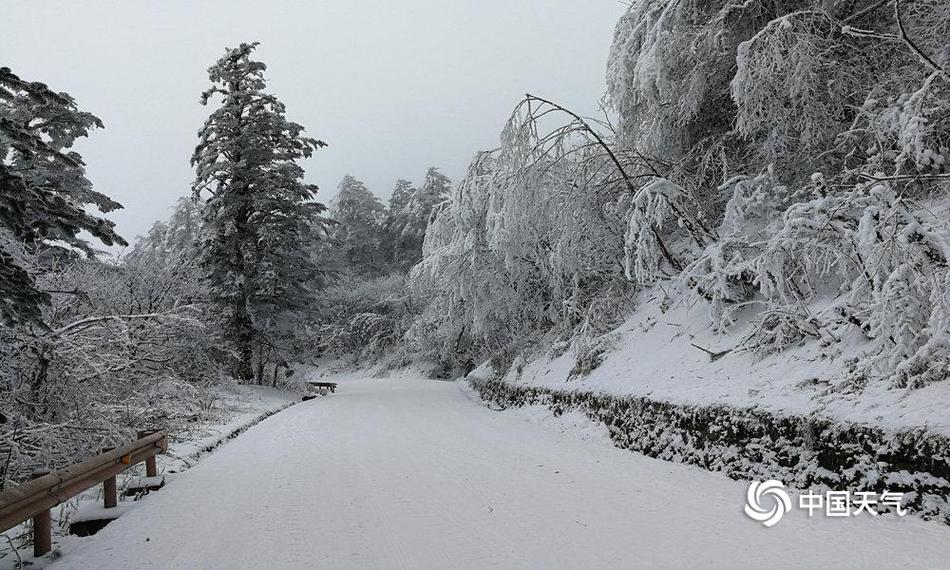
[689,342,733,362]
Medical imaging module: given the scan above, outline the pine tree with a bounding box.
[384,168,450,271]
[411,167,451,236]
[382,179,416,269]
[330,174,385,276]
[0,67,125,326]
[191,43,328,381]
[129,197,204,265]
[388,179,415,215]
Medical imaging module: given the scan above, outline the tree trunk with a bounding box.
[230,295,255,383]
[29,346,51,420]
[255,340,266,385]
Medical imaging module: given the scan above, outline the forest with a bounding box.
[2,0,949,495]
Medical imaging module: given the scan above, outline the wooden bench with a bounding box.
[306,381,338,394]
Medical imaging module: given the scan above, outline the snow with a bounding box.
[492,284,950,436]
[69,504,133,524]
[41,374,950,569]
[161,384,297,473]
[0,384,297,569]
[126,475,166,487]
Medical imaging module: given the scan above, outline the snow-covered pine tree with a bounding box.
[416,168,450,215]
[384,168,451,271]
[330,175,385,276]
[129,196,204,266]
[0,66,125,326]
[191,43,328,382]
[382,178,416,269]
[388,179,415,215]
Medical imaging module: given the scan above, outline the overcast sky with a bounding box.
[3,1,624,245]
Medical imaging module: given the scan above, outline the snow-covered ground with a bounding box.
[494,284,950,435]
[0,384,297,570]
[37,373,950,569]
[161,384,297,473]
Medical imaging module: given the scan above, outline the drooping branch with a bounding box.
[524,94,638,194]
[894,0,947,79]
[521,93,683,274]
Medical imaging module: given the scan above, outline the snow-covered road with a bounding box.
[53,375,950,569]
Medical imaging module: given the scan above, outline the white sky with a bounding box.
[2,1,624,244]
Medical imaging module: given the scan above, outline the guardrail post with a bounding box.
[30,470,51,557]
[138,430,159,477]
[102,447,117,509]
[145,455,158,478]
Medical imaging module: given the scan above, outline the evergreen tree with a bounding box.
[414,167,451,228]
[385,167,450,271]
[129,197,204,265]
[0,67,125,326]
[388,179,415,217]
[330,175,384,276]
[191,43,328,381]
[382,179,416,267]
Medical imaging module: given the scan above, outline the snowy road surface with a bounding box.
[53,375,950,569]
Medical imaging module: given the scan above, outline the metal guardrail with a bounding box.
[0,429,167,556]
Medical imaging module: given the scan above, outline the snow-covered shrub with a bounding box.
[893,270,950,388]
[309,274,416,363]
[869,72,950,176]
[732,12,870,167]
[683,171,803,326]
[623,179,679,285]
[852,187,950,387]
[740,308,823,357]
[0,253,221,488]
[0,193,228,488]
[687,174,950,381]
[754,189,866,305]
[605,0,796,158]
[622,177,714,285]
